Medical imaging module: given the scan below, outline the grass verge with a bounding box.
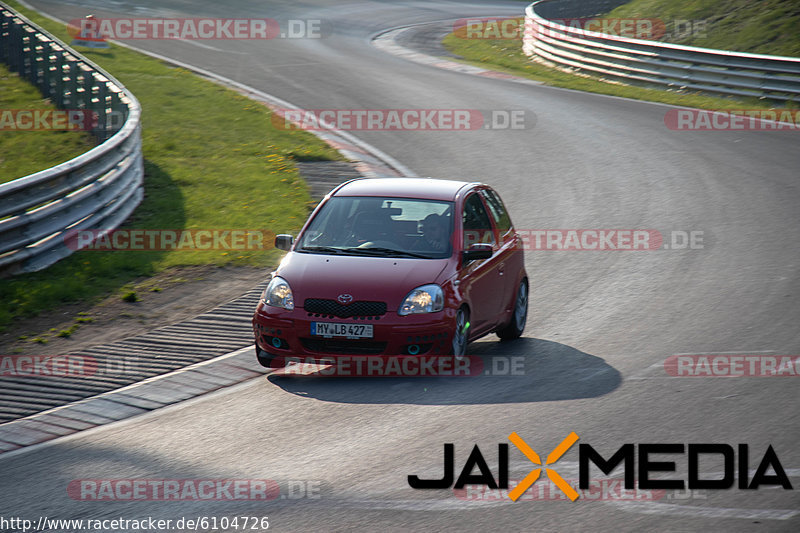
[0,62,95,183]
[0,0,343,331]
[443,18,791,112]
[606,0,800,57]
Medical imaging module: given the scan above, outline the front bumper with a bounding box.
[252,301,455,360]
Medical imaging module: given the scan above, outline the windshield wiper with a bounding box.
[341,247,433,259]
[297,245,345,255]
[299,245,435,259]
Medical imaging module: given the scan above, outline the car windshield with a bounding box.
[296,196,454,259]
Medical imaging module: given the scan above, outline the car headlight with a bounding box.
[398,284,444,315]
[262,276,294,310]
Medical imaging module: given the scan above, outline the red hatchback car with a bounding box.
[252,177,527,366]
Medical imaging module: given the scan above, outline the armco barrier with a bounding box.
[523,0,800,102]
[0,2,143,277]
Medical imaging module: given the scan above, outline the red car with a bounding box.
[252,177,527,366]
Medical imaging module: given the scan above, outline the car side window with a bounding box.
[462,193,495,249]
[480,189,512,234]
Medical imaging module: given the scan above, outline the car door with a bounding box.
[457,191,502,334]
[480,187,523,322]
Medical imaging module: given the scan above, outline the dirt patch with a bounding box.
[296,160,362,199]
[0,264,270,357]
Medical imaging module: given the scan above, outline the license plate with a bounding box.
[311,322,373,339]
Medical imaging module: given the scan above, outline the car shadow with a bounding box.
[266,337,620,404]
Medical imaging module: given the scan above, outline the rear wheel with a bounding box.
[497,279,528,340]
[450,307,470,356]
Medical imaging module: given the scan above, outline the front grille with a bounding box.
[304,298,387,318]
[300,338,387,355]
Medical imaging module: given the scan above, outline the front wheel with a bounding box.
[450,307,470,356]
[497,279,528,340]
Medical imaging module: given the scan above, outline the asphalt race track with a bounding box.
[2,1,799,531]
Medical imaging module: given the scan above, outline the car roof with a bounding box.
[332,177,476,201]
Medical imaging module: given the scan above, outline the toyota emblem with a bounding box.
[337,293,353,304]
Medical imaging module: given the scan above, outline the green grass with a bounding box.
[606,0,800,57]
[443,13,794,111]
[0,1,342,331]
[0,63,95,183]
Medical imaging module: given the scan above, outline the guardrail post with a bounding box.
[52,48,65,107]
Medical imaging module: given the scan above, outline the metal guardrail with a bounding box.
[0,2,143,277]
[523,0,800,103]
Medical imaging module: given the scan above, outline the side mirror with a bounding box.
[275,234,294,251]
[463,243,492,262]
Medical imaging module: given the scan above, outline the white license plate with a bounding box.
[311,322,373,339]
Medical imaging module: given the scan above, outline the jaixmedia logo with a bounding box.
[408,433,793,501]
